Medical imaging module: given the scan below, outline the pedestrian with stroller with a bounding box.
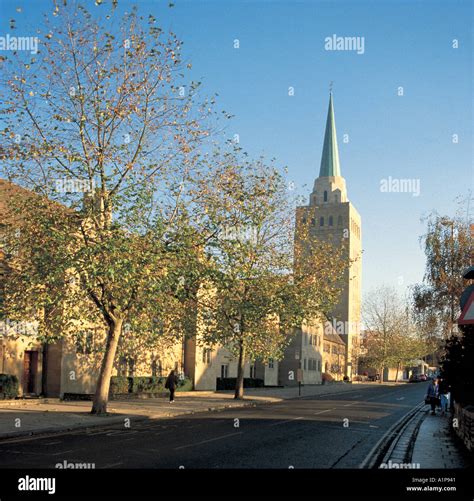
[425,378,439,416]
[438,377,451,416]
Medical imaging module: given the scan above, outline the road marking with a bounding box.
[269,416,304,426]
[174,432,242,450]
[314,409,333,415]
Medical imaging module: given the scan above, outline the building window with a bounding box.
[303,358,307,370]
[202,348,212,364]
[117,355,127,376]
[268,358,274,369]
[128,357,135,377]
[319,217,324,227]
[318,360,322,372]
[221,364,229,378]
[324,190,328,202]
[75,330,94,355]
[151,359,163,377]
[329,216,333,226]
[338,215,342,226]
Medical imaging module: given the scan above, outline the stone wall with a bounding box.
[453,401,474,451]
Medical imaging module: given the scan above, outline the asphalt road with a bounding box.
[0,384,425,469]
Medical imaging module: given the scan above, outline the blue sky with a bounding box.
[1,0,472,298]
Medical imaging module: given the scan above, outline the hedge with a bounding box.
[216,377,264,391]
[0,374,19,399]
[176,377,193,392]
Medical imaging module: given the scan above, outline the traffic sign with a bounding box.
[458,291,474,325]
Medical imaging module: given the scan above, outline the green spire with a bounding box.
[319,92,341,177]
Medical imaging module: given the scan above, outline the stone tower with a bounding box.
[297,93,362,377]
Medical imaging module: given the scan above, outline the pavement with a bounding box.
[0,382,371,440]
[0,383,427,468]
[411,408,470,468]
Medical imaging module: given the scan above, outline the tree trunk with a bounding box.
[234,339,246,400]
[91,318,123,415]
[394,361,401,383]
[379,365,384,383]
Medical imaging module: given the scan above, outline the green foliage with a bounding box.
[0,374,19,399]
[412,206,472,337]
[131,376,166,394]
[109,376,166,394]
[176,377,193,392]
[109,376,130,394]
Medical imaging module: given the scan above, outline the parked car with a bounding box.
[409,374,427,383]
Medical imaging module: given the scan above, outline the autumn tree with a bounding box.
[0,2,220,414]
[412,203,472,339]
[197,151,349,399]
[362,286,430,382]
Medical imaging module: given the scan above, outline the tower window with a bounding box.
[329,216,333,226]
[323,190,328,202]
[337,215,342,226]
[319,217,324,227]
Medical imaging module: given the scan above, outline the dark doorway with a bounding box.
[23,350,38,394]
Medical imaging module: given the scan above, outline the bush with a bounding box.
[109,376,130,395]
[216,378,264,391]
[131,376,165,394]
[0,374,19,399]
[176,377,193,392]
[441,325,474,405]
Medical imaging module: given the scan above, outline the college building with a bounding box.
[0,93,361,398]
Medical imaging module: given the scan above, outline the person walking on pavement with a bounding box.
[426,378,439,415]
[438,377,451,416]
[165,369,178,403]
